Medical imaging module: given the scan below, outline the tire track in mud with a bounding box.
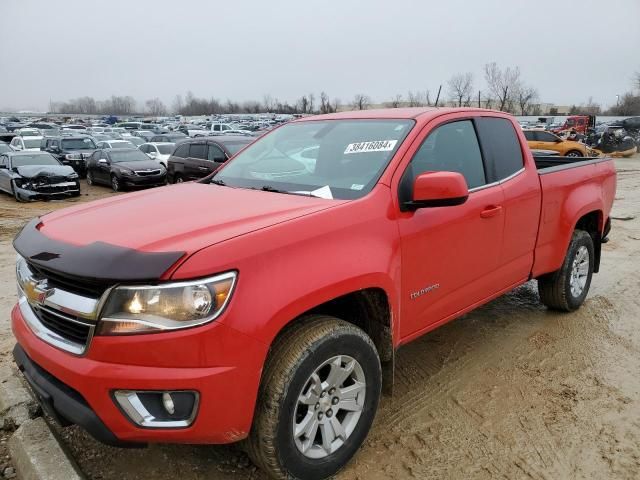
[345,287,640,480]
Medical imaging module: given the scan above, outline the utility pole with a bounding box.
[434,85,442,107]
[478,90,481,108]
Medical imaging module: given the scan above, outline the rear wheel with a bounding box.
[565,150,583,157]
[538,230,594,311]
[86,171,94,186]
[174,174,184,184]
[246,315,381,480]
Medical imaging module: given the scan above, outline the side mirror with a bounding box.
[405,171,469,210]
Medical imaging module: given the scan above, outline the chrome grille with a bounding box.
[134,169,162,176]
[32,305,93,345]
[16,257,103,355]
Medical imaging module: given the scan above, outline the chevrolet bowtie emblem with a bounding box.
[24,278,54,304]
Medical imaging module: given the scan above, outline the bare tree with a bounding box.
[635,71,640,90]
[407,90,432,107]
[308,93,315,114]
[447,73,474,107]
[145,98,167,116]
[319,92,338,114]
[484,62,521,112]
[172,95,183,115]
[386,94,403,108]
[262,94,275,112]
[515,86,538,115]
[352,94,371,110]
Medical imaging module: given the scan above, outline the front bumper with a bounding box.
[13,344,133,447]
[11,303,266,445]
[60,159,87,176]
[122,174,166,188]
[14,181,80,201]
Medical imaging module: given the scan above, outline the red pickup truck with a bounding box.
[11,108,616,480]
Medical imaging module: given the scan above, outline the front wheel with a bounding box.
[111,175,122,192]
[565,150,583,157]
[538,229,594,311]
[246,315,381,480]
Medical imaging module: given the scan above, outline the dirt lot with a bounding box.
[1,160,639,480]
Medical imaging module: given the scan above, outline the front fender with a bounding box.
[171,186,402,347]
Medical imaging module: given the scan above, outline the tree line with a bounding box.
[48,66,640,117]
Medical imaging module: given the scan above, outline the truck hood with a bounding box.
[15,165,76,178]
[38,182,345,255]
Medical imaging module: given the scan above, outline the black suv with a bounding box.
[41,136,97,177]
[167,136,252,183]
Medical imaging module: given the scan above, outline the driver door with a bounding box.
[397,118,505,339]
[95,151,111,183]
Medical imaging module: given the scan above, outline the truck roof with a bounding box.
[306,107,505,121]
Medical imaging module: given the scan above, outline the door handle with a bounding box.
[480,205,503,218]
[198,166,209,170]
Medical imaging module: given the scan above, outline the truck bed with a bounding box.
[531,154,616,278]
[534,155,609,173]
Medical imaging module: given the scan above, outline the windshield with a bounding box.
[23,138,42,148]
[157,144,175,154]
[12,154,60,167]
[109,150,149,163]
[62,138,96,150]
[214,119,413,200]
[224,141,251,155]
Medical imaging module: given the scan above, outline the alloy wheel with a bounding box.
[570,245,589,297]
[293,355,366,459]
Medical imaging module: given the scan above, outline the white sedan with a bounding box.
[139,142,175,167]
[10,136,43,151]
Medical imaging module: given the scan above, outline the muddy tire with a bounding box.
[538,230,594,311]
[246,315,381,480]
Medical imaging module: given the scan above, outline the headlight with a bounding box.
[119,167,134,175]
[65,153,82,160]
[67,172,79,179]
[96,271,237,335]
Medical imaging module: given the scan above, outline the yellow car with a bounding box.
[523,130,588,157]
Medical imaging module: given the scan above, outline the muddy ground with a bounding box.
[0,159,639,479]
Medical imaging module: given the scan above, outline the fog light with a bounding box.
[113,390,199,428]
[162,392,175,415]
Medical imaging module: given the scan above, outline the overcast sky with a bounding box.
[1,0,639,112]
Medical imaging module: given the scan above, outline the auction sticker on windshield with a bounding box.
[344,140,397,154]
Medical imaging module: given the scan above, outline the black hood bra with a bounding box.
[13,218,185,283]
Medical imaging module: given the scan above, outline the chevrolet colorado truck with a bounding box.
[11,108,616,480]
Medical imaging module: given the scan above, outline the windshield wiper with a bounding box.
[211,179,226,186]
[255,185,322,198]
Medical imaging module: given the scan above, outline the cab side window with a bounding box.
[474,117,524,182]
[405,120,486,190]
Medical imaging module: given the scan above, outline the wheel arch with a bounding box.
[574,210,603,273]
[265,287,395,395]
